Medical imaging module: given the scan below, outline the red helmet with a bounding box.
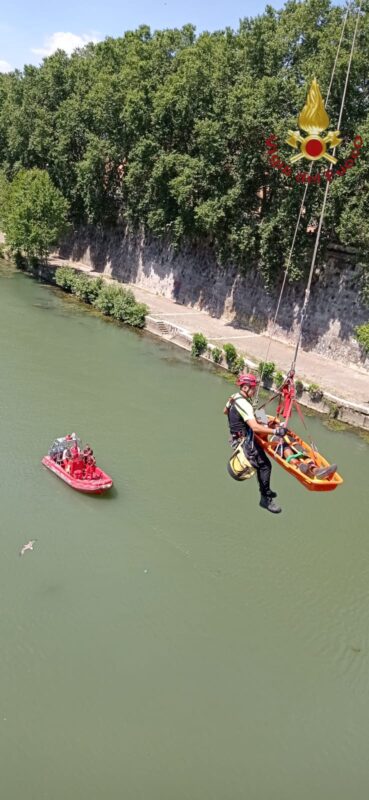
[236,373,259,388]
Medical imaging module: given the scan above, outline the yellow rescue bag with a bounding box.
[227,441,256,481]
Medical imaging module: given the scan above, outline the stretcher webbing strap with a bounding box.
[285,451,305,463]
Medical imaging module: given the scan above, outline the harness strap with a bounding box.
[286,451,305,463]
[233,400,254,444]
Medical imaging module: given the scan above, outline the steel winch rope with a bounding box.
[254,2,353,407]
[290,0,362,372]
[284,0,362,457]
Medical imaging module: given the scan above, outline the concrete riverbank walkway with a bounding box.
[49,255,369,410]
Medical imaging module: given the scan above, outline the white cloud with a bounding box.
[32,31,101,58]
[0,59,13,73]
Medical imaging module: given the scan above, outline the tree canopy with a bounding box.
[0,1,368,282]
[0,168,69,259]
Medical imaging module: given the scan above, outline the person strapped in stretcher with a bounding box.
[257,410,337,480]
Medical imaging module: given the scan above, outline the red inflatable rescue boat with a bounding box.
[42,434,113,494]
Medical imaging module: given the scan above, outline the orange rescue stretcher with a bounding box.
[254,416,343,493]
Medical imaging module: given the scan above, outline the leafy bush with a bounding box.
[223,343,237,370]
[111,288,135,319]
[191,332,208,357]
[274,370,284,388]
[14,252,27,269]
[258,361,275,383]
[90,277,104,301]
[55,266,76,291]
[233,355,245,374]
[295,379,304,396]
[93,285,122,315]
[0,170,9,230]
[212,347,223,364]
[72,274,103,303]
[307,383,323,401]
[222,345,244,374]
[117,300,148,328]
[99,285,148,327]
[328,402,340,419]
[55,270,147,327]
[355,323,369,353]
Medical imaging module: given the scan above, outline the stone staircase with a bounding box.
[155,318,171,336]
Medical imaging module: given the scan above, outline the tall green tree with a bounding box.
[2,169,69,260]
[0,3,368,282]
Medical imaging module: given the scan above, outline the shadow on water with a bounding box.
[93,486,119,501]
[32,302,54,310]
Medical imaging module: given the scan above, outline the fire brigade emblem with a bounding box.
[286,78,342,164]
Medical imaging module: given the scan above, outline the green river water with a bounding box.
[1,261,369,799]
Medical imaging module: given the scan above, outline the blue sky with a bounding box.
[0,0,286,72]
[0,0,346,73]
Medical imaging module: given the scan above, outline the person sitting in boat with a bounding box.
[50,446,63,464]
[62,443,82,477]
[73,453,85,478]
[82,444,93,461]
[84,454,96,480]
[70,442,79,459]
[63,433,78,458]
[62,447,72,466]
[81,446,94,479]
[62,435,74,467]
[269,426,337,479]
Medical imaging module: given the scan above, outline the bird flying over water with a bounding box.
[19,540,37,556]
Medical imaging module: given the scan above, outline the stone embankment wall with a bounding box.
[58,226,368,370]
[23,260,369,431]
[144,316,369,431]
